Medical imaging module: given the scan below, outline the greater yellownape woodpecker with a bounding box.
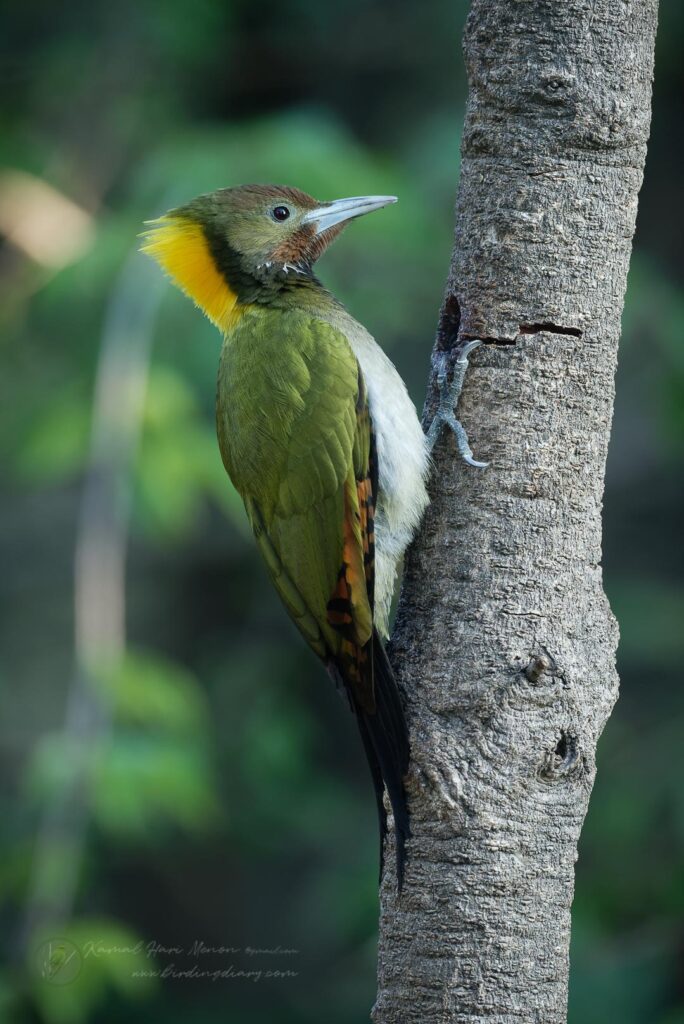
[142,184,483,890]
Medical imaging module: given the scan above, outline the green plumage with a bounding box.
[216,306,372,667]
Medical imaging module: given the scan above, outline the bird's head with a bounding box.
[141,184,396,330]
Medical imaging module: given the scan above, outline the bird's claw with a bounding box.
[456,338,484,364]
[426,339,489,468]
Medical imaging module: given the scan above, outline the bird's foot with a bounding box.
[425,340,489,468]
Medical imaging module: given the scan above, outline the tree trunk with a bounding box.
[375,2,658,1022]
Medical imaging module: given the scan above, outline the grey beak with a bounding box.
[302,195,397,235]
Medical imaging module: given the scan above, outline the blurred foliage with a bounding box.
[0,1,682,1022]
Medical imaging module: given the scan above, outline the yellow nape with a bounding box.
[140,216,241,331]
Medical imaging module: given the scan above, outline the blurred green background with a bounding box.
[1,2,682,1022]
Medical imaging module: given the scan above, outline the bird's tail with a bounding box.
[356,630,411,891]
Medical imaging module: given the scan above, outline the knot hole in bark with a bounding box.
[534,68,578,108]
[435,294,461,353]
[539,730,580,782]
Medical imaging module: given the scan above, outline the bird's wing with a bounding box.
[323,367,378,711]
[220,310,376,711]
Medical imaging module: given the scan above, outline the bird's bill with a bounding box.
[302,195,397,235]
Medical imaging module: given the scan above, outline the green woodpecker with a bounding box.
[141,184,483,890]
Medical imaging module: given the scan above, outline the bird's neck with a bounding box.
[199,225,341,323]
[249,273,342,316]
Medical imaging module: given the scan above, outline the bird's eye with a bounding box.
[272,205,290,222]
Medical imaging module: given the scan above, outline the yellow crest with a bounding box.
[140,217,242,331]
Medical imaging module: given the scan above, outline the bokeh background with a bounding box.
[1,2,682,1022]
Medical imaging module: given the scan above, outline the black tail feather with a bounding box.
[358,630,411,891]
[355,713,388,883]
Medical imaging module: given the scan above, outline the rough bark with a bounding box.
[375,2,658,1022]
